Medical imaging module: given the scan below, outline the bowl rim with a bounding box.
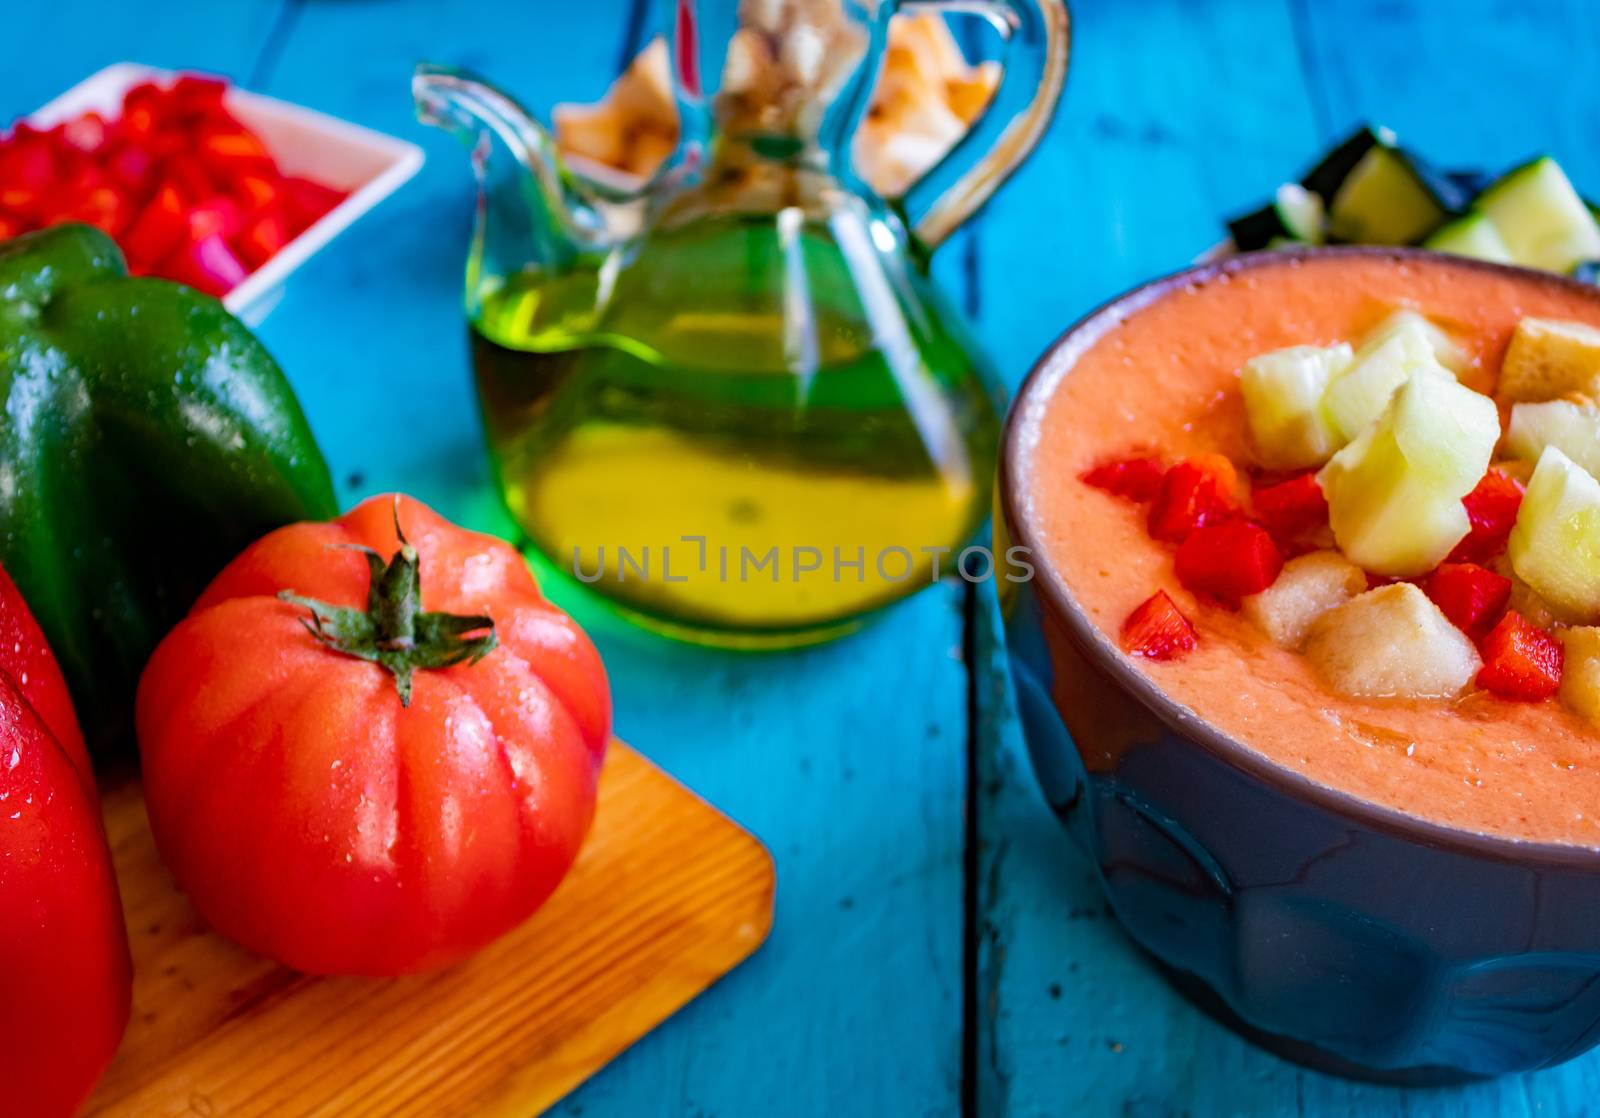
[1000,244,1600,871]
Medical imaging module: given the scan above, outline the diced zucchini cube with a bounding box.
[1240,344,1350,469]
[1498,316,1600,402]
[1508,445,1600,622]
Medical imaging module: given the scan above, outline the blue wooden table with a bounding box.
[11,2,1600,1114]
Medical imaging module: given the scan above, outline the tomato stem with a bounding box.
[278,505,497,706]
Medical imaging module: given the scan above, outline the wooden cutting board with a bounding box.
[84,743,775,1117]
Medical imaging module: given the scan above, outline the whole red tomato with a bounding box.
[137,495,610,975]
[0,565,131,1117]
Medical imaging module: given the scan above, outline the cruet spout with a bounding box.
[413,64,609,307]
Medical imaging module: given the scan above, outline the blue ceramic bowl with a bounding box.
[998,247,1600,1084]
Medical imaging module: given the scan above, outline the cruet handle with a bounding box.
[891,0,1070,250]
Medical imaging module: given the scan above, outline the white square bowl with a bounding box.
[26,62,424,325]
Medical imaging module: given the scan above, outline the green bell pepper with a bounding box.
[0,224,337,749]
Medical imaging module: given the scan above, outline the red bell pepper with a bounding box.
[186,195,245,241]
[1477,611,1563,700]
[198,126,273,173]
[0,138,56,219]
[232,171,281,214]
[282,174,345,227]
[1,71,350,292]
[239,209,291,270]
[59,111,113,157]
[1174,520,1284,606]
[169,74,229,117]
[166,231,250,297]
[1147,454,1241,542]
[1423,562,1512,636]
[1080,455,1164,502]
[1251,472,1329,544]
[1121,590,1198,660]
[0,565,131,1116]
[105,144,155,192]
[1448,469,1525,564]
[122,183,188,270]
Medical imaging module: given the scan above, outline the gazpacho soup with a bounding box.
[1027,251,1600,844]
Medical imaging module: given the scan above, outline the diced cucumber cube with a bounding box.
[1509,445,1600,622]
[1318,370,1499,576]
[1322,314,1457,441]
[1361,308,1469,373]
[1424,212,1514,264]
[1476,157,1600,273]
[1241,344,1351,468]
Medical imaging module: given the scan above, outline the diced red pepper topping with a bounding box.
[1251,472,1329,544]
[1423,562,1512,636]
[1477,611,1563,701]
[1448,469,1525,564]
[0,71,350,292]
[1120,591,1198,661]
[1174,520,1284,606]
[1147,454,1241,543]
[1081,455,1164,502]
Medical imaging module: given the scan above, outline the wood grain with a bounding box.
[83,743,774,1117]
[245,2,974,1114]
[971,2,1600,1115]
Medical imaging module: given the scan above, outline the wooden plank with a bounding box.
[974,1,1600,1115]
[550,594,968,1117]
[970,0,1324,372]
[968,0,1327,1115]
[1278,3,1600,1115]
[8,1,286,115]
[1293,0,1600,188]
[85,744,774,1117]
[250,2,973,1115]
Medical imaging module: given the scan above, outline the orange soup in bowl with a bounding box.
[1023,251,1600,844]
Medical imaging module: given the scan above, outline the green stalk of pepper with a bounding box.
[0,224,338,751]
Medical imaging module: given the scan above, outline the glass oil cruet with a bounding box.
[415,0,1069,647]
